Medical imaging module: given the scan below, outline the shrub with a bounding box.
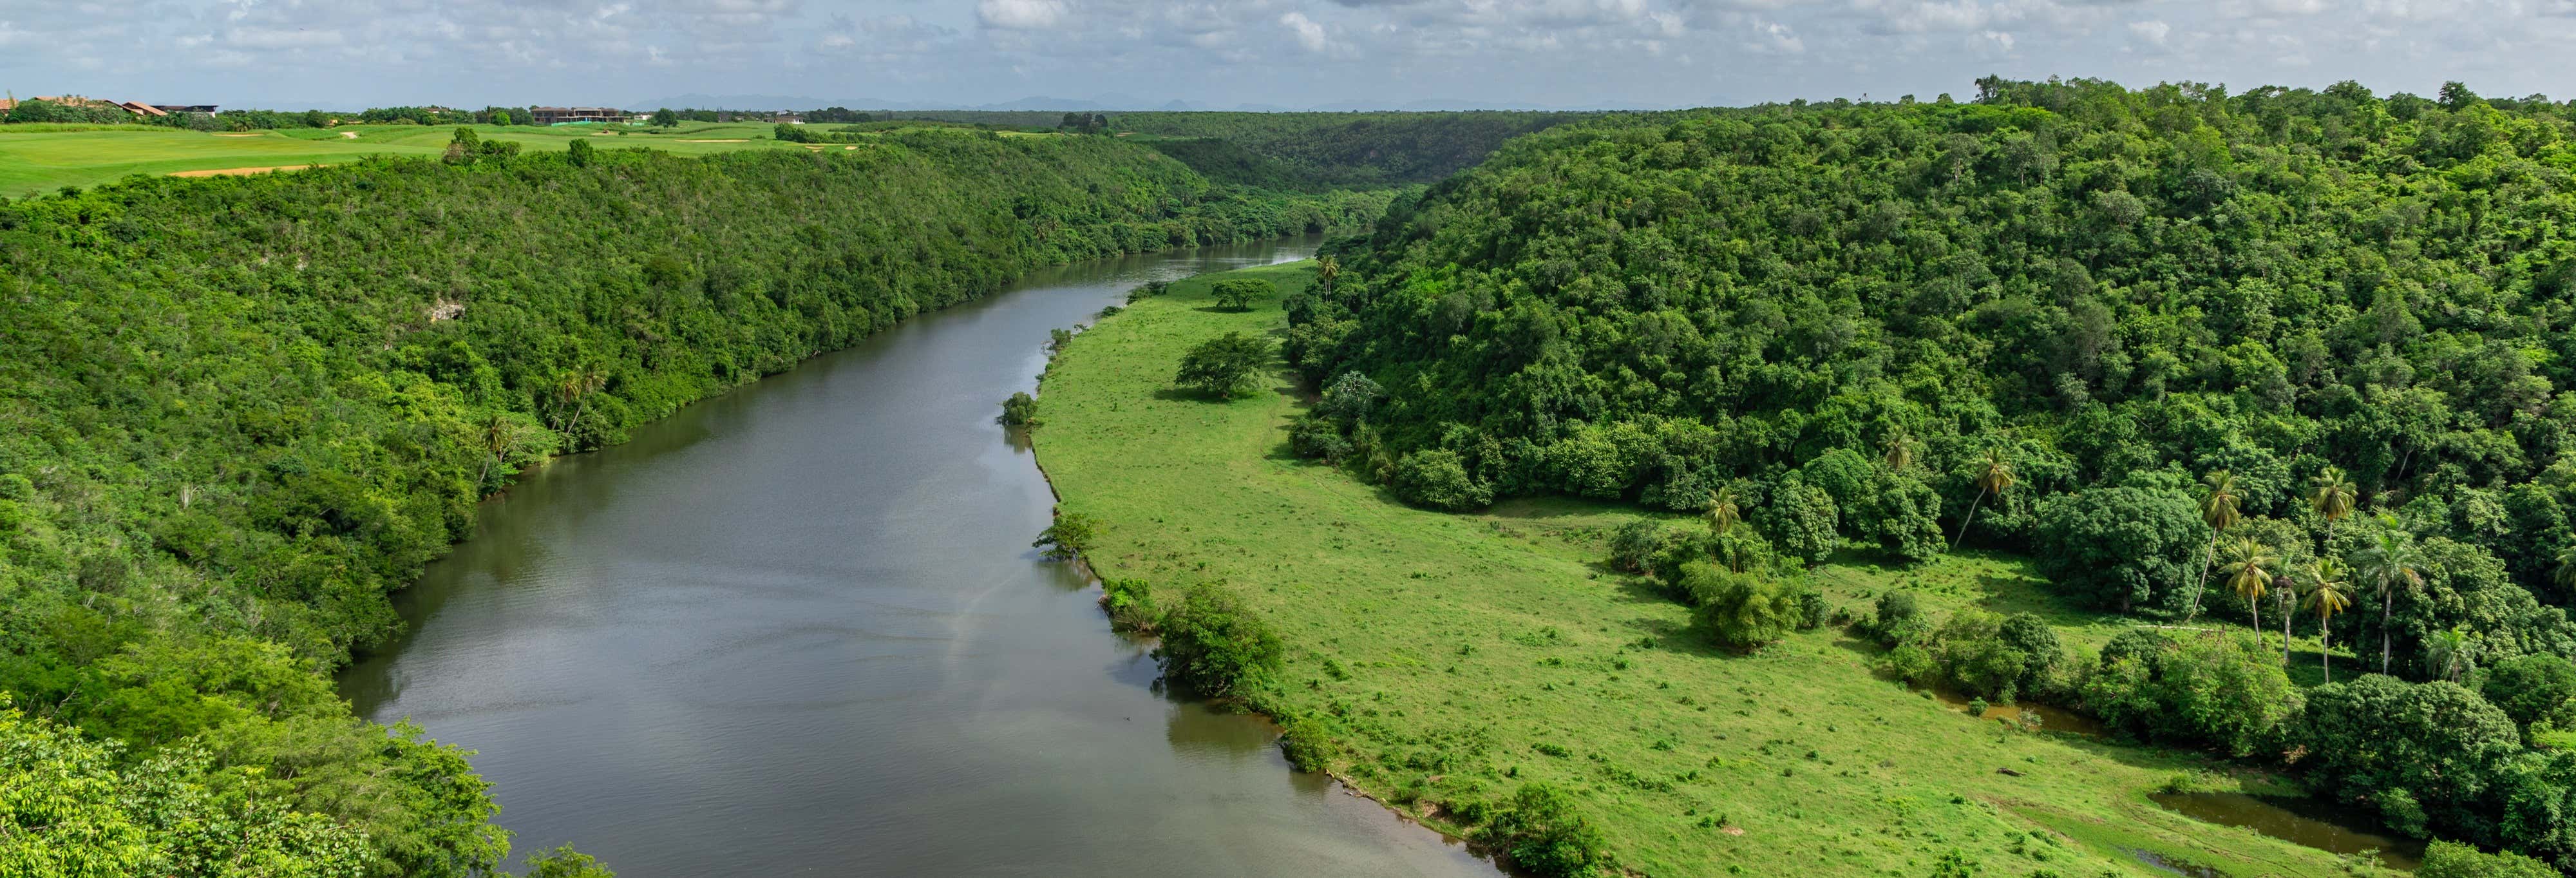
[1871,591,1929,645]
[2301,675,2521,838]
[1680,562,1804,649]
[1478,783,1607,877]
[1099,578,1158,633]
[2419,841,2558,878]
[998,392,1040,426]
[1126,280,1170,303]
[2079,629,2301,757]
[1316,372,1384,423]
[1288,415,1354,463]
[1757,477,1839,563]
[1394,448,1492,511]
[1033,512,1099,560]
[1882,644,1939,685]
[1607,520,1676,573]
[1153,583,1285,698]
[1277,715,1338,772]
[1931,609,2030,703]
[1175,331,1269,398]
[2483,653,2576,730]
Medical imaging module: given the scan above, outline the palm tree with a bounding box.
[2302,558,2353,682]
[2309,466,2358,524]
[475,413,511,494]
[556,364,608,441]
[1316,255,1341,291]
[2223,537,2278,640]
[1881,428,1914,472]
[1951,449,2015,551]
[2553,543,2576,597]
[2186,470,2244,622]
[1705,486,1743,535]
[2351,517,2425,676]
[2425,627,2477,683]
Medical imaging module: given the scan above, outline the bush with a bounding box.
[998,391,1040,426]
[1871,590,1929,645]
[1607,520,1671,573]
[1394,449,1492,511]
[1126,280,1170,303]
[2419,840,2558,878]
[1680,562,1804,649]
[1277,715,1337,772]
[1477,783,1607,877]
[1289,415,1354,463]
[1153,583,1285,698]
[1757,476,1839,563]
[1175,331,1269,398]
[2483,653,2576,730]
[1932,609,2031,703]
[2079,629,2302,757]
[1099,578,1158,633]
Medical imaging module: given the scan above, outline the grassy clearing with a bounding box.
[1037,262,2379,878]
[0,122,808,196]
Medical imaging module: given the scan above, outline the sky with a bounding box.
[3,0,2573,111]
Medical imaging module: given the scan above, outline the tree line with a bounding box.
[0,130,1395,873]
[1289,77,2576,869]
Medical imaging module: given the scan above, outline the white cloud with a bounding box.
[978,0,1068,30]
[1281,10,1328,51]
[2126,18,2167,46]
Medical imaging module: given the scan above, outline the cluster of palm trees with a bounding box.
[2192,465,2426,683]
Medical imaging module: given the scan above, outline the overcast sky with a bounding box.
[4,1,2572,110]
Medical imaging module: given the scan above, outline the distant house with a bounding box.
[531,106,634,125]
[117,101,168,118]
[0,95,169,118]
[777,111,804,124]
[153,104,219,116]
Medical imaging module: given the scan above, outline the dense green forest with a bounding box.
[871,109,1592,187]
[0,130,1394,875]
[1118,111,1593,187]
[1291,78,2576,869]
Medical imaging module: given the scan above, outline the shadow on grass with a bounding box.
[1150,387,1234,403]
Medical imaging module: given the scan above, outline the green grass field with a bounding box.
[0,121,896,196]
[1036,263,2382,878]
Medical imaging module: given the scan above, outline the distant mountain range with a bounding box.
[628,93,1683,112]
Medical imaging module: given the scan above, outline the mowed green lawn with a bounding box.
[1037,263,2375,878]
[0,122,815,196]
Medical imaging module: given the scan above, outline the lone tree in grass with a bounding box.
[1211,278,1275,311]
[1176,331,1269,398]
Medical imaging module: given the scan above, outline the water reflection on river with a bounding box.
[337,238,1500,878]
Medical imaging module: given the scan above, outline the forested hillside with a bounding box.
[0,131,1393,875]
[1293,78,2576,868]
[1119,110,1591,187]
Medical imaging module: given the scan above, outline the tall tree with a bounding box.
[2223,537,2278,640]
[2310,465,2357,524]
[1705,486,1743,535]
[1951,449,2014,551]
[2351,517,2425,676]
[2187,470,2243,622]
[1881,427,1914,472]
[2303,558,2353,682]
[2425,627,2477,683]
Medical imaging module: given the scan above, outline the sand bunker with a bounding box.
[170,165,319,178]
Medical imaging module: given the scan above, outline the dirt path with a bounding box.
[169,164,321,178]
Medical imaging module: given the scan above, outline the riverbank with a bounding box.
[1032,263,2375,877]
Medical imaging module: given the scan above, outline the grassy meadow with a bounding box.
[0,120,1005,196]
[1036,262,2381,878]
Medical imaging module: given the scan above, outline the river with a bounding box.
[337,237,1499,877]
